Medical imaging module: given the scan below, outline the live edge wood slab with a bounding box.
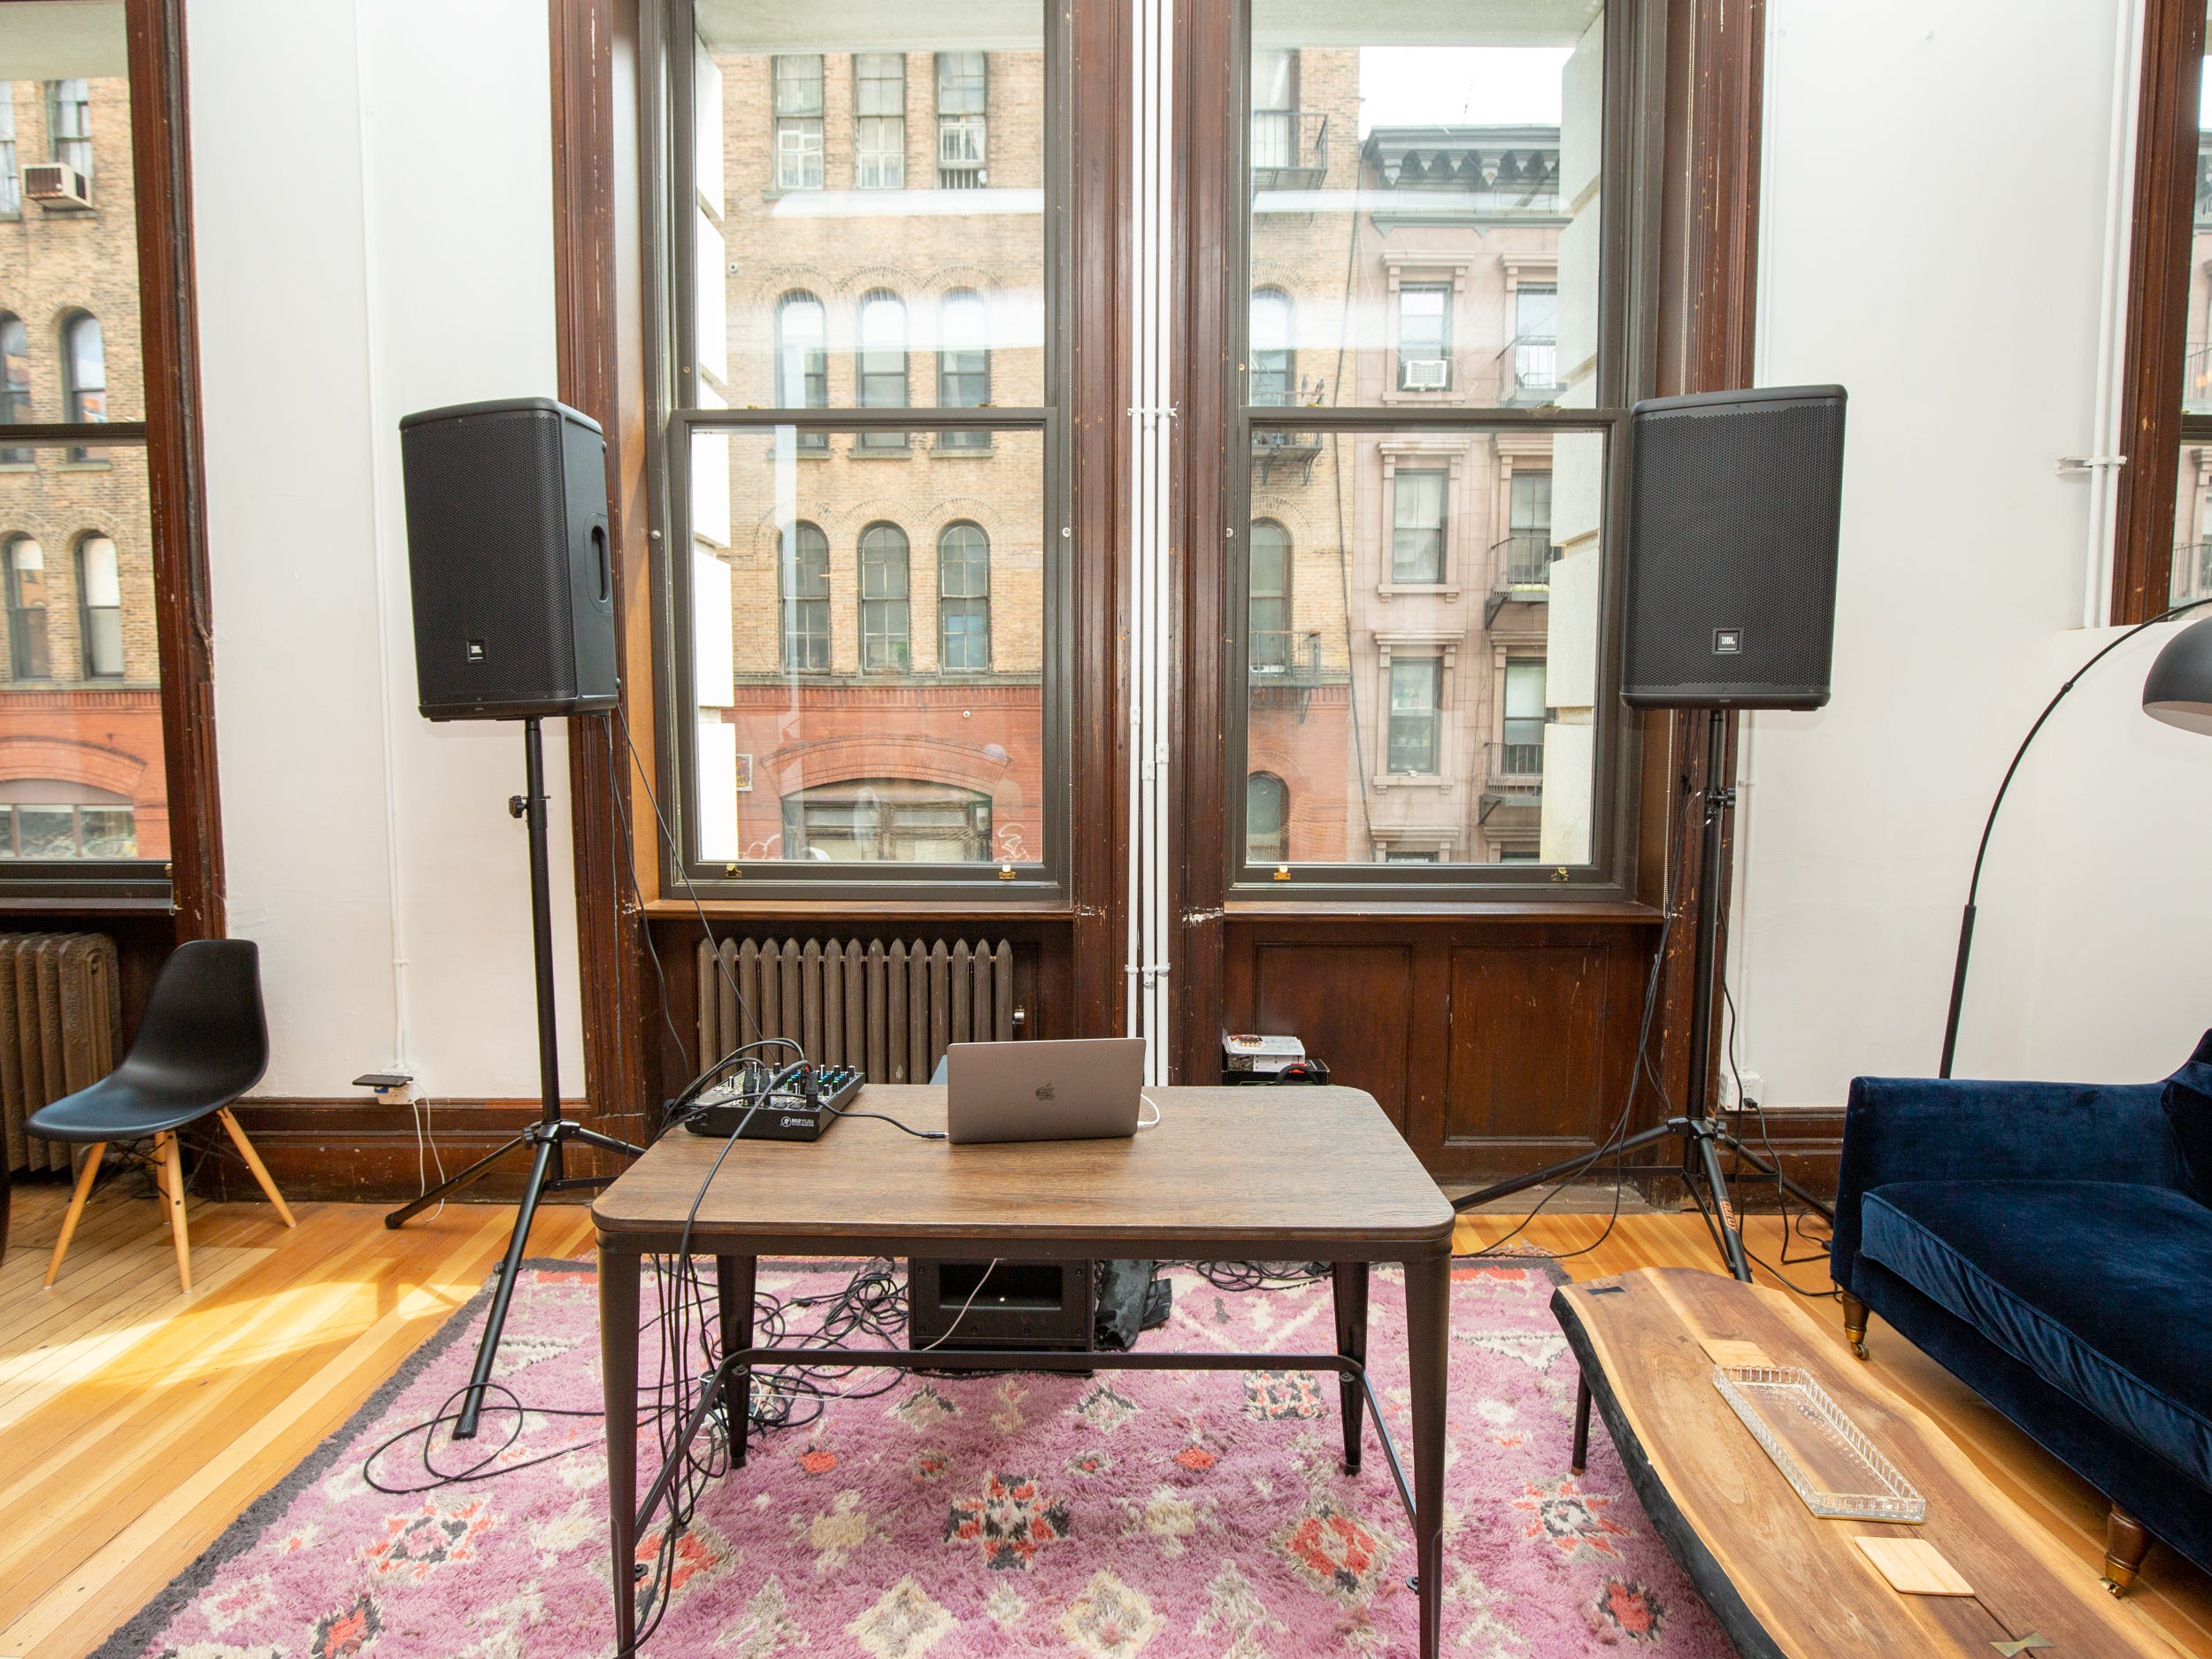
[1553,1268,2178,1659]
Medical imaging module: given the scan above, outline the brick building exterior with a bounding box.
[686,28,1600,870]
[0,66,165,861]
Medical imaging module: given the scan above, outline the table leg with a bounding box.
[600,1243,641,1655]
[1405,1252,1449,1659]
[1571,1371,1593,1475]
[717,1254,757,1467]
[1332,1260,1369,1475]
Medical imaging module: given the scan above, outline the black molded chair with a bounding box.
[31,938,292,1292]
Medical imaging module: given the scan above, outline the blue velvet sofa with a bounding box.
[1831,1071,2212,1592]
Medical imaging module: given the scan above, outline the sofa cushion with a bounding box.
[1859,1180,2212,1492]
[2161,1029,2212,1201]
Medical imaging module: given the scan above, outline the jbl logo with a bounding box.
[465,639,487,663]
[1712,628,1743,655]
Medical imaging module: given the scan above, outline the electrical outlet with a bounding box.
[1738,1070,1764,1110]
[354,1071,417,1105]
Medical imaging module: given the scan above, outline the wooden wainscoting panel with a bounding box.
[1443,940,1607,1150]
[1250,942,1413,1128]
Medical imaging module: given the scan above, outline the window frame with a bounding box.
[935,286,992,449]
[75,532,122,680]
[0,0,217,912]
[650,0,1072,902]
[937,518,992,670]
[852,51,908,191]
[778,519,831,672]
[4,533,49,680]
[1221,0,1663,902]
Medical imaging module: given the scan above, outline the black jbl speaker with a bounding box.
[1621,385,1846,710]
[398,396,618,720]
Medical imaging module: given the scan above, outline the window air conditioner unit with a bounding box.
[1402,358,1449,391]
[23,164,89,209]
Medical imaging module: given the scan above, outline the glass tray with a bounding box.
[1711,1365,1927,1523]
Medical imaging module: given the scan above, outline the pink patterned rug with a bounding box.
[97,1259,1732,1658]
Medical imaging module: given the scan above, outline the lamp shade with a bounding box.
[2144,615,2212,735]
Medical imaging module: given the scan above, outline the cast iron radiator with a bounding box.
[0,932,121,1172]
[696,936,1023,1082]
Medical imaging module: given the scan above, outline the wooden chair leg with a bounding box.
[217,1108,296,1227]
[43,1141,105,1287]
[2103,1504,2152,1594]
[157,1130,191,1294]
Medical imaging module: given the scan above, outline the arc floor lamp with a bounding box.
[1940,600,2212,1075]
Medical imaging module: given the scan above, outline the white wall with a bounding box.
[1733,0,2212,1105]
[191,0,585,1100]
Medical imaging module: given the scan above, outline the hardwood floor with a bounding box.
[0,1181,2201,1657]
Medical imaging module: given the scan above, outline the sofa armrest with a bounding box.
[1830,1076,2183,1290]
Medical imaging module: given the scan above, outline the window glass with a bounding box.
[853,53,906,189]
[0,9,165,877]
[693,13,1043,408]
[2175,442,2212,605]
[1243,425,1602,868]
[1250,1,1600,410]
[937,288,990,449]
[1239,0,1607,879]
[687,424,1047,867]
[938,521,991,668]
[1246,771,1288,863]
[856,288,909,449]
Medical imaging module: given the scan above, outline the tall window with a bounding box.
[935,51,987,189]
[0,86,19,218]
[936,288,990,449]
[856,288,908,450]
[0,314,29,464]
[859,522,911,670]
[1250,50,1295,170]
[4,535,47,680]
[775,291,827,452]
[1246,772,1289,863]
[771,55,825,191]
[938,521,990,669]
[1249,288,1293,405]
[676,4,1057,891]
[1502,659,1547,774]
[1387,659,1440,774]
[1397,285,1450,390]
[1509,285,1558,401]
[45,79,89,178]
[76,534,121,678]
[1503,471,1552,586]
[1248,519,1291,669]
[62,311,104,461]
[854,53,906,189]
[780,521,829,672]
[1391,469,1447,584]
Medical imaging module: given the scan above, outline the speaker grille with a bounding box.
[402,404,582,718]
[1622,390,1845,710]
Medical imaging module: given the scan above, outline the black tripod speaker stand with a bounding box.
[1450,711,1833,1282]
[385,717,641,1438]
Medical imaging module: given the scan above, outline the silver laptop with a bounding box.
[944,1038,1147,1145]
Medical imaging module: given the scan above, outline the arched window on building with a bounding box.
[938,520,990,670]
[782,779,991,863]
[0,778,134,859]
[3,534,47,680]
[61,311,104,461]
[858,521,910,670]
[936,288,990,450]
[775,290,827,452]
[0,314,29,464]
[856,289,907,451]
[779,520,829,672]
[1246,772,1289,864]
[77,534,120,679]
[1248,518,1291,671]
[1249,288,1294,406]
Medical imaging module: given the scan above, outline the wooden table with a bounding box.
[593,1083,1455,1656]
[1553,1267,2177,1658]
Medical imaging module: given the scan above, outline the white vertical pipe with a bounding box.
[1126,0,1148,1047]
[2084,0,2146,627]
[1149,0,1173,1085]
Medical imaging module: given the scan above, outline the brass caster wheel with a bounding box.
[1849,1339,1869,1361]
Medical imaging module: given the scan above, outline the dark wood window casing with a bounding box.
[2113,0,2210,620]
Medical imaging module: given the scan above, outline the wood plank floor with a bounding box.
[0,1182,2201,1657]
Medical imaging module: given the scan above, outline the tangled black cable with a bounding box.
[1178,1261,1332,1291]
